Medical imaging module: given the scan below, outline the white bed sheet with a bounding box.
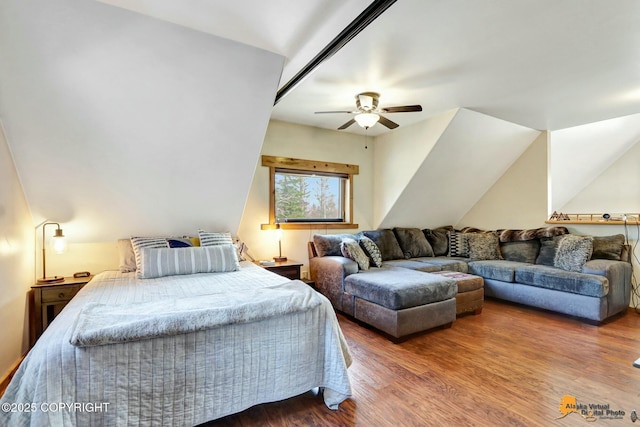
[0,262,352,426]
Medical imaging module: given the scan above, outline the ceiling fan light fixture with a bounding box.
[354,113,380,129]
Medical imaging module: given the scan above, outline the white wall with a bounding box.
[0,123,34,378]
[376,108,540,229]
[0,0,283,258]
[237,120,373,276]
[459,132,549,229]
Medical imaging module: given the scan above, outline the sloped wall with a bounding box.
[376,108,540,229]
[458,132,548,229]
[0,0,283,251]
[0,123,34,378]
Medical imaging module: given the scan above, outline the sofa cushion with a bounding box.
[591,234,625,261]
[344,267,457,310]
[423,226,453,256]
[394,227,434,258]
[535,235,564,266]
[468,260,530,283]
[500,240,540,263]
[313,233,356,257]
[514,265,608,297]
[341,238,370,270]
[418,257,469,273]
[382,259,441,272]
[361,229,405,261]
[554,235,593,272]
[466,232,502,260]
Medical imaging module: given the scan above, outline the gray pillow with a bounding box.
[500,240,540,263]
[393,227,434,258]
[423,226,453,256]
[591,234,625,260]
[361,229,405,261]
[554,235,593,272]
[313,234,356,257]
[466,232,502,261]
[341,238,370,270]
[359,236,382,267]
[535,235,565,266]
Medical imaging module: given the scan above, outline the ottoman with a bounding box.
[343,267,457,339]
[430,271,484,316]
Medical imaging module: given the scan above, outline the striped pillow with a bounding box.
[130,237,169,272]
[198,230,233,246]
[138,245,240,279]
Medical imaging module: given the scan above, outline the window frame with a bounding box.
[261,155,359,230]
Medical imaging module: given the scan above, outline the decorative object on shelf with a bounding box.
[37,222,67,284]
[273,222,287,262]
[546,212,640,225]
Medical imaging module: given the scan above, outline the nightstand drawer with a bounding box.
[266,265,300,280]
[41,284,82,303]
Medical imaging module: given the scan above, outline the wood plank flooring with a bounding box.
[203,299,640,427]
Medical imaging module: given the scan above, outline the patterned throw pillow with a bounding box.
[448,231,470,257]
[138,245,240,279]
[359,236,383,268]
[466,232,502,261]
[198,230,233,246]
[130,237,169,272]
[554,235,594,272]
[340,238,370,270]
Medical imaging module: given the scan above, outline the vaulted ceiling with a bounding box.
[99,0,640,135]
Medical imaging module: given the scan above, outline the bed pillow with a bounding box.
[130,237,170,272]
[591,234,625,260]
[138,245,240,279]
[554,235,593,272]
[167,238,193,248]
[341,238,370,270]
[393,227,434,258]
[359,236,383,267]
[117,239,137,272]
[198,230,233,246]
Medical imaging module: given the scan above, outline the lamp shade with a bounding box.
[50,228,67,254]
[354,113,380,129]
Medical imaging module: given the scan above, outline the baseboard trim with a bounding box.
[0,353,27,399]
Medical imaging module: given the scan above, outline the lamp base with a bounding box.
[273,256,287,262]
[37,276,64,284]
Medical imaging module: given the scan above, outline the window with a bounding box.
[262,156,359,229]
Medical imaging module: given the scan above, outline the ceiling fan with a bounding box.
[315,92,422,130]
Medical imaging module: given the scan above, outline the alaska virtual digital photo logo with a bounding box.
[557,395,626,422]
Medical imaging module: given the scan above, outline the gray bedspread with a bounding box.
[0,263,352,426]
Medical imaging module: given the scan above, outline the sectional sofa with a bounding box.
[308,226,632,339]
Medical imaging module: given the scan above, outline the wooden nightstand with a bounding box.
[256,260,302,280]
[31,276,92,340]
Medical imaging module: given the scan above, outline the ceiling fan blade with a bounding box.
[315,110,356,114]
[338,119,356,130]
[378,115,399,129]
[380,105,423,113]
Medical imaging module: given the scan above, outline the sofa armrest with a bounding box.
[583,259,632,316]
[309,256,358,311]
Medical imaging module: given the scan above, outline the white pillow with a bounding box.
[130,237,169,272]
[138,245,240,279]
[198,230,233,246]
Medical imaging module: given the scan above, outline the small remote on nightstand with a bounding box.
[633,357,640,368]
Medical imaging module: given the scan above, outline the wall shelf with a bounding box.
[546,213,639,225]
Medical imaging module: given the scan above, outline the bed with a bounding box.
[0,261,352,426]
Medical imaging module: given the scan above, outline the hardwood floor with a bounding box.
[204,299,640,427]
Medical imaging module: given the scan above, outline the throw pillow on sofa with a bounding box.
[448,230,470,257]
[535,235,565,266]
[466,232,502,260]
[591,234,625,260]
[423,226,453,256]
[393,227,435,258]
[361,229,405,261]
[313,233,357,257]
[500,240,541,263]
[359,236,383,267]
[554,235,594,272]
[341,238,370,270]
